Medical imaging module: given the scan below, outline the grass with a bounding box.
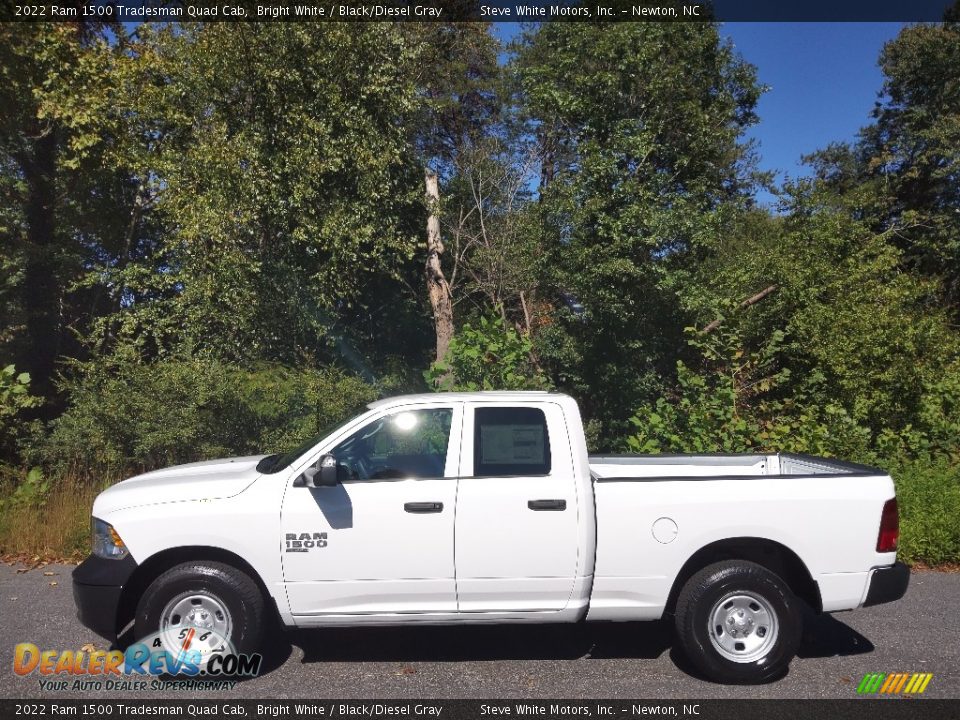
[0,473,106,563]
[1,458,959,567]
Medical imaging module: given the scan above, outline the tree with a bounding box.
[679,181,958,450]
[442,141,544,336]
[809,13,960,314]
[406,23,503,364]
[72,24,429,368]
[0,23,117,406]
[424,167,454,362]
[514,22,764,442]
[867,15,960,307]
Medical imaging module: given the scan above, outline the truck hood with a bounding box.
[92,455,267,516]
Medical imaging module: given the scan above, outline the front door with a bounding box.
[454,402,580,612]
[281,403,461,616]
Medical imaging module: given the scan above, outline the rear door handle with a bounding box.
[528,499,567,511]
[404,502,444,513]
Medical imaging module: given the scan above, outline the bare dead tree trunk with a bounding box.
[519,291,533,336]
[425,168,454,363]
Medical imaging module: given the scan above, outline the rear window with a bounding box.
[473,407,551,477]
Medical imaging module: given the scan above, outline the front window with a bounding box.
[330,408,453,481]
[256,414,361,474]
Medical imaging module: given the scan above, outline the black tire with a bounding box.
[134,561,265,663]
[674,560,802,684]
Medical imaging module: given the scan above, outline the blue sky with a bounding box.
[722,23,904,199]
[494,22,906,201]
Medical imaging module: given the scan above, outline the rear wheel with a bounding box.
[674,560,802,684]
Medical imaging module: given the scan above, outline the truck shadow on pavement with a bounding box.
[255,608,874,682]
[796,609,875,659]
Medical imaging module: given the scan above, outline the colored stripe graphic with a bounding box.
[857,673,885,694]
[880,674,898,693]
[858,672,933,694]
[893,674,909,693]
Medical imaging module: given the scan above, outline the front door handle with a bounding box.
[528,499,567,511]
[404,502,444,513]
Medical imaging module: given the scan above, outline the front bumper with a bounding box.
[863,561,910,607]
[72,554,138,641]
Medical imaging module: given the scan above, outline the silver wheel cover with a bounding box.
[707,591,779,663]
[159,591,233,664]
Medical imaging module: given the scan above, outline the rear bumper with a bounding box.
[862,561,910,607]
[72,554,138,641]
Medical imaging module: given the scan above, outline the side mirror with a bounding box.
[299,454,339,488]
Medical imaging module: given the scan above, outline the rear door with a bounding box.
[454,402,579,612]
[281,403,462,616]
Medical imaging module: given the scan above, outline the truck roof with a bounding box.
[367,390,566,410]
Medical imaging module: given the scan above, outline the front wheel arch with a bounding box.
[116,546,276,644]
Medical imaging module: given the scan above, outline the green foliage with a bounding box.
[627,328,776,454]
[2,22,960,565]
[892,458,960,566]
[0,24,124,401]
[806,17,960,313]
[0,364,40,456]
[426,313,551,392]
[682,183,959,454]
[0,467,50,512]
[778,186,956,434]
[874,363,960,462]
[866,20,960,310]
[39,357,379,475]
[627,327,870,457]
[0,364,38,419]
[48,24,432,368]
[0,365,47,515]
[514,21,764,441]
[915,365,960,458]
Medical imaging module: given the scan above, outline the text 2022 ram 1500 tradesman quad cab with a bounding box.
[73,391,909,683]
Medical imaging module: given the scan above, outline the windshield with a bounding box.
[256,412,366,475]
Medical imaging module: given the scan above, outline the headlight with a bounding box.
[92,518,129,560]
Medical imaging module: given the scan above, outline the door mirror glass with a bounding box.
[298,454,339,488]
[316,454,339,486]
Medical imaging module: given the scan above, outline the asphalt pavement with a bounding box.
[1,563,958,700]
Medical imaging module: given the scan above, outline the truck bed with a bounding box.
[585,452,895,620]
[588,452,880,480]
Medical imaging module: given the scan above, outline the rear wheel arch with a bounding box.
[664,537,821,616]
[116,546,275,642]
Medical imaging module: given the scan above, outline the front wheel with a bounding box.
[674,560,802,684]
[134,561,264,669]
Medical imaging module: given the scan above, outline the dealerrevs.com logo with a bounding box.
[13,635,262,692]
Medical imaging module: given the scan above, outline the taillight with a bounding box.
[877,498,899,553]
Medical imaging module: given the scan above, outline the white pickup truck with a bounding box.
[73,391,908,683]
